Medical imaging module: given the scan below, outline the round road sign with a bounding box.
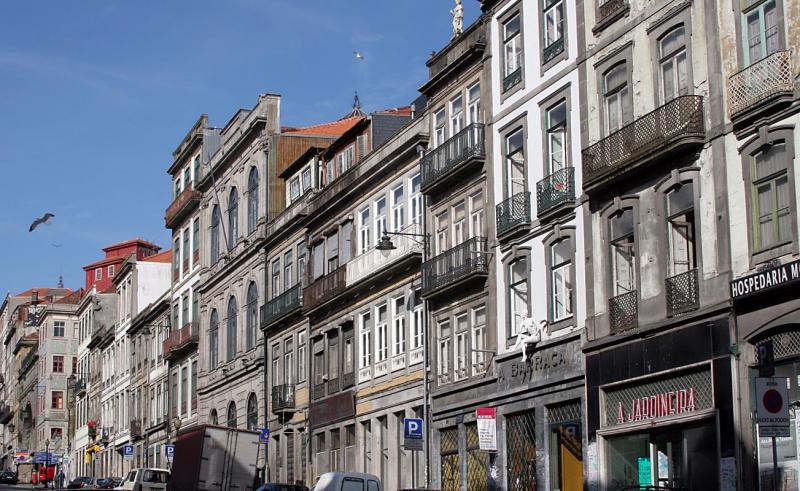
[763,389,784,414]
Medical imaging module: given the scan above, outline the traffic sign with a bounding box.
[756,377,790,437]
[758,341,775,377]
[403,418,423,451]
[164,444,176,458]
[259,428,270,444]
[122,444,134,460]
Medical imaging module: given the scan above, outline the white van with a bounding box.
[310,472,382,491]
[116,468,170,491]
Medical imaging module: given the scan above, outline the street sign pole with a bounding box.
[772,435,778,491]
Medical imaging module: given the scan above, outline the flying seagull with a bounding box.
[353,51,365,61]
[29,213,55,232]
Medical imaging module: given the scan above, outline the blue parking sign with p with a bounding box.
[123,444,134,460]
[404,418,423,439]
[164,444,176,458]
[259,428,270,444]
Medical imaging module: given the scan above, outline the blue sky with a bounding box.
[0,0,479,296]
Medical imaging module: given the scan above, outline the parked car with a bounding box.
[256,484,309,491]
[117,468,170,491]
[67,477,103,489]
[0,471,18,484]
[96,476,122,489]
[311,472,382,491]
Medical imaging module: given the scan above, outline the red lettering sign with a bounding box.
[616,387,698,424]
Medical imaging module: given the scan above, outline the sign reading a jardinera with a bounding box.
[616,387,698,424]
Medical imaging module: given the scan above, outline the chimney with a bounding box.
[31,291,39,304]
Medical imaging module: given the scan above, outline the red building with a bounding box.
[82,238,160,291]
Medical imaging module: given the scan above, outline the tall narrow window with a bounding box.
[410,174,423,225]
[438,320,451,384]
[392,296,406,356]
[193,156,200,183]
[341,221,353,264]
[472,306,487,374]
[182,230,189,272]
[290,176,301,203]
[211,206,221,263]
[436,211,449,255]
[209,310,219,370]
[376,304,388,363]
[604,63,632,134]
[550,238,574,322]
[450,95,464,135]
[544,0,564,52]
[228,188,239,246]
[226,297,237,362]
[181,366,188,416]
[467,82,481,124]
[503,14,523,82]
[434,108,446,147]
[297,241,307,285]
[359,207,372,254]
[667,184,696,275]
[327,232,339,272]
[284,338,295,384]
[271,259,280,298]
[192,218,200,265]
[360,311,372,369]
[173,239,180,278]
[546,101,568,174]
[246,283,258,351]
[743,0,779,64]
[392,185,405,231]
[506,128,526,198]
[227,402,237,428]
[283,250,294,292]
[469,191,484,238]
[272,344,281,387]
[191,360,197,411]
[247,393,258,431]
[454,314,468,381]
[452,203,466,245]
[411,289,424,351]
[312,242,324,280]
[343,327,354,378]
[509,257,530,337]
[610,209,636,295]
[192,290,198,323]
[659,26,688,102]
[248,167,259,234]
[181,296,189,327]
[375,197,387,243]
[298,331,307,383]
[751,143,790,250]
[329,331,339,382]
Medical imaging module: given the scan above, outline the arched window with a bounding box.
[209,310,219,369]
[246,282,258,351]
[227,402,237,428]
[209,409,218,425]
[211,206,221,263]
[246,393,258,431]
[227,297,238,362]
[228,188,239,247]
[248,168,259,234]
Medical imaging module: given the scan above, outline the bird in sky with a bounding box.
[353,50,365,61]
[29,213,55,232]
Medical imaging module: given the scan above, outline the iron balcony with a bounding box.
[422,237,489,298]
[496,192,531,239]
[164,185,201,229]
[271,384,296,413]
[536,166,575,218]
[421,123,485,195]
[260,284,302,331]
[728,50,794,121]
[162,321,199,361]
[666,268,700,317]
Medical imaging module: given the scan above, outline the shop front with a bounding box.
[585,318,736,491]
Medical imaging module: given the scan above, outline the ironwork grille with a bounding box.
[287,431,295,483]
[609,290,638,334]
[440,428,460,491]
[543,38,565,64]
[507,410,537,491]
[503,68,523,93]
[582,95,704,187]
[421,123,485,191]
[465,424,489,491]
[422,237,489,295]
[536,167,575,215]
[301,435,307,482]
[496,192,531,236]
[261,284,301,327]
[666,268,699,317]
[603,367,713,427]
[728,50,793,117]
[599,0,626,20]
[548,401,581,424]
[756,329,800,362]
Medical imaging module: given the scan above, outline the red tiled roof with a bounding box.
[82,255,127,270]
[55,289,84,305]
[102,238,161,253]
[282,116,364,137]
[375,106,412,115]
[100,284,117,294]
[142,250,172,263]
[15,287,73,298]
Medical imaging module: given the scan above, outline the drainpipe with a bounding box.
[421,169,431,489]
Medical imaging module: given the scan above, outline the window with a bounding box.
[298,331,307,383]
[209,409,218,425]
[341,221,353,264]
[509,257,530,337]
[228,188,239,246]
[506,128,526,198]
[297,241,307,285]
[392,185,405,231]
[284,251,294,291]
[452,203,466,245]
[550,238,574,322]
[544,0,564,50]
[434,108,446,147]
[469,191,484,238]
[546,101,568,174]
[343,328,354,376]
[227,297,237,362]
[248,167,259,234]
[174,179,182,198]
[53,321,65,337]
[193,155,200,183]
[284,338,295,384]
[247,393,258,431]
[658,26,689,102]
[226,402,237,428]
[375,197,387,242]
[327,232,339,272]
[376,304,388,362]
[53,355,64,373]
[107,265,115,278]
[183,168,191,191]
[173,238,181,277]
[272,344,280,386]
[329,332,339,382]
[192,290,199,324]
[302,166,312,192]
[271,259,281,298]
[95,268,102,281]
[454,314,468,380]
[209,310,219,369]
[191,360,197,411]
[438,320,451,384]
[314,338,325,392]
[411,289,424,350]
[181,366,188,416]
[472,306,487,374]
[358,207,372,254]
[666,183,697,275]
[603,63,632,134]
[467,82,481,124]
[312,242,325,280]
[610,209,636,295]
[360,312,372,369]
[192,218,200,263]
[211,206,221,263]
[503,13,523,81]
[450,94,464,135]
[392,296,406,356]
[743,0,779,64]
[751,143,791,250]
[290,176,301,202]
[52,391,64,410]
[436,211,449,255]
[411,174,423,225]
[246,283,258,351]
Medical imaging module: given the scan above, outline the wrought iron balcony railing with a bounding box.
[536,167,575,216]
[261,283,302,329]
[543,38,565,64]
[421,123,485,193]
[599,0,627,22]
[129,418,143,439]
[666,268,699,317]
[422,237,489,296]
[74,378,87,396]
[496,192,531,237]
[346,223,423,286]
[165,185,201,229]
[582,95,704,190]
[271,384,296,413]
[728,50,794,119]
[162,321,199,360]
[503,68,523,93]
[609,290,638,334]
[303,265,348,311]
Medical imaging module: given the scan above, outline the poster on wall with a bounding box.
[476,407,497,452]
[720,457,736,491]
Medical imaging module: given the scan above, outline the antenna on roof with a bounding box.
[57,276,63,289]
[344,92,365,119]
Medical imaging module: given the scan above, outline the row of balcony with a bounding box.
[162,322,199,360]
[164,184,201,229]
[495,167,576,238]
[609,268,700,334]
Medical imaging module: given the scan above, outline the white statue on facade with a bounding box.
[511,317,547,362]
[451,0,464,38]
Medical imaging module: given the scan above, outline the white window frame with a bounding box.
[392,296,406,356]
[391,185,405,232]
[359,312,372,369]
[375,304,388,362]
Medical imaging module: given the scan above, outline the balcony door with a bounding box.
[743,0,780,65]
[505,128,526,199]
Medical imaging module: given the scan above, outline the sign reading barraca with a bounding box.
[617,387,698,425]
[730,259,800,299]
